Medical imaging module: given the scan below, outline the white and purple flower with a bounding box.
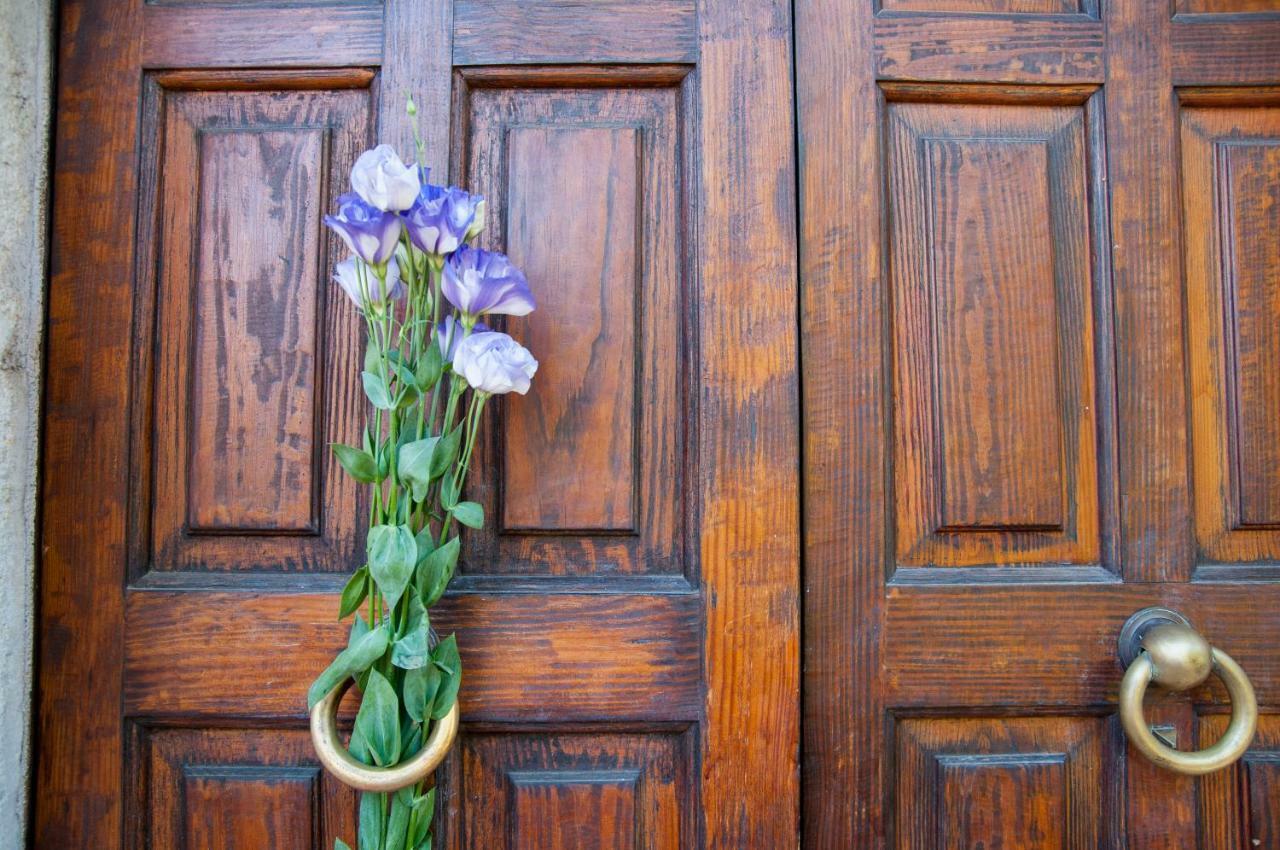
[452,331,538,396]
[442,246,535,320]
[436,314,489,361]
[350,144,421,212]
[324,193,402,266]
[404,184,485,257]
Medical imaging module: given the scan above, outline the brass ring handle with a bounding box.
[309,677,460,792]
[1118,618,1257,776]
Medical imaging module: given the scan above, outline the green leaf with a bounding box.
[416,342,445,389]
[306,626,390,710]
[392,615,431,670]
[348,722,373,766]
[335,840,352,850]
[400,722,424,760]
[414,528,437,562]
[440,476,460,510]
[355,669,401,767]
[337,566,369,619]
[429,425,463,480]
[419,536,460,607]
[403,660,441,723]
[367,524,416,610]
[451,501,484,529]
[398,437,440,503]
[331,443,380,484]
[386,789,411,850]
[430,634,462,720]
[410,788,436,848]
[358,792,383,849]
[364,339,381,376]
[362,370,395,410]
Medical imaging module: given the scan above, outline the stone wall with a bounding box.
[0,0,52,843]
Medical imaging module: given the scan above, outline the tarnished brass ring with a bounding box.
[1119,646,1257,776]
[309,677,459,792]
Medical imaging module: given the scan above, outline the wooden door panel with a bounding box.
[40,0,799,847]
[1182,102,1280,570]
[1201,713,1280,847]
[142,728,358,850]
[894,716,1119,849]
[799,0,1280,846]
[461,731,694,849]
[459,75,691,579]
[135,80,370,578]
[885,92,1112,572]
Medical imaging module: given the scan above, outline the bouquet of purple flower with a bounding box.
[308,101,536,850]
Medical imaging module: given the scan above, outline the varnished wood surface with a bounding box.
[799,0,1280,846]
[41,1,799,847]
[124,590,702,721]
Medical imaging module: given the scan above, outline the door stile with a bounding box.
[795,0,888,844]
[36,0,144,845]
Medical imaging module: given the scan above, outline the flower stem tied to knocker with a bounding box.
[309,95,539,850]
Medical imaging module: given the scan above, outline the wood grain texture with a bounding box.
[143,727,357,850]
[502,127,639,533]
[453,0,697,65]
[1105,0,1195,583]
[796,0,887,840]
[141,3,382,68]
[1182,104,1280,566]
[882,583,1280,706]
[874,17,1104,84]
[124,590,701,721]
[462,732,693,849]
[1177,0,1280,11]
[35,0,142,844]
[896,717,1117,849]
[880,0,1084,12]
[697,0,801,847]
[459,80,688,578]
[140,87,369,574]
[1173,20,1280,85]
[886,99,1107,569]
[1200,712,1280,849]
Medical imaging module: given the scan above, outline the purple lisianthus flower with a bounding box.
[452,331,538,395]
[334,256,404,309]
[442,246,535,319]
[350,144,421,212]
[436,314,489,361]
[403,184,485,257]
[324,193,402,266]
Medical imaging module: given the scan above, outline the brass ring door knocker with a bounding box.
[310,677,460,793]
[1117,607,1257,776]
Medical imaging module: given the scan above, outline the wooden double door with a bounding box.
[36,0,1280,847]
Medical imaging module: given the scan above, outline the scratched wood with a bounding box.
[798,0,1280,847]
[40,1,799,848]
